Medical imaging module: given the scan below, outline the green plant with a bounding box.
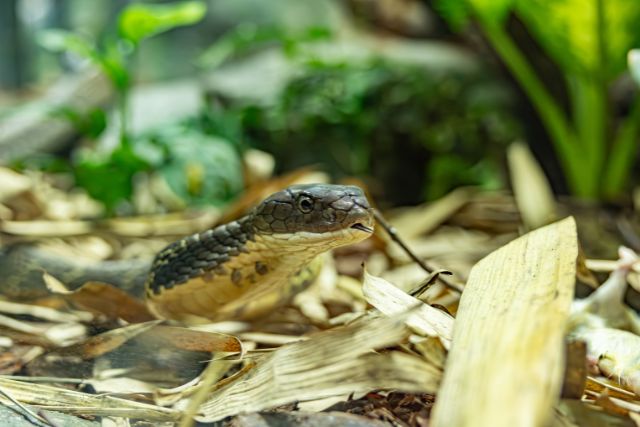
[40,1,206,143]
[38,1,223,212]
[434,0,640,199]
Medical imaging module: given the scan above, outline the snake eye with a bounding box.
[297,196,314,213]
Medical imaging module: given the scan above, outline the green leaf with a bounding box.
[37,29,97,61]
[434,0,514,29]
[54,107,107,139]
[469,0,515,24]
[73,144,150,212]
[515,0,640,79]
[99,43,130,91]
[433,0,472,30]
[153,128,243,205]
[118,1,207,44]
[629,50,640,86]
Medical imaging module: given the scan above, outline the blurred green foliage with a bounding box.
[233,59,519,203]
[434,0,640,200]
[38,1,243,213]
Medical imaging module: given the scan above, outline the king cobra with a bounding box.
[0,184,374,321]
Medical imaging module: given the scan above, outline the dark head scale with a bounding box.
[251,184,373,235]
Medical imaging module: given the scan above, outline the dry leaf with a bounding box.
[0,219,93,236]
[431,217,578,427]
[0,167,31,202]
[47,280,154,323]
[143,325,242,353]
[508,141,557,229]
[386,187,474,240]
[192,315,440,422]
[48,321,161,360]
[362,269,453,349]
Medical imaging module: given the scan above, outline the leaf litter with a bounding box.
[1,164,640,426]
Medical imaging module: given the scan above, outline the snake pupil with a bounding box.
[298,197,314,213]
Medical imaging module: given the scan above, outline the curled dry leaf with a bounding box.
[431,217,578,427]
[362,269,453,349]
[191,314,440,422]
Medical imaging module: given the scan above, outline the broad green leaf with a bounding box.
[629,50,640,86]
[119,1,206,44]
[515,0,640,79]
[37,29,97,61]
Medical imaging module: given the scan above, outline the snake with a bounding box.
[0,184,374,321]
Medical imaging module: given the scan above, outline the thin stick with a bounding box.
[373,209,464,293]
[0,387,53,427]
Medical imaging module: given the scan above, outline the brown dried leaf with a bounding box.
[47,280,154,323]
[144,325,242,353]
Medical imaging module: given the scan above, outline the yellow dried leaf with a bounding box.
[508,141,557,229]
[432,217,578,427]
[193,315,440,422]
[362,269,453,348]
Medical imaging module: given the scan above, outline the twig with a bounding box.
[408,269,452,298]
[373,209,464,293]
[0,386,53,427]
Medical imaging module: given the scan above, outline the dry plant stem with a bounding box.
[0,376,84,384]
[372,209,463,293]
[408,270,451,298]
[0,387,53,427]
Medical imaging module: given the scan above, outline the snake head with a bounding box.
[251,184,374,246]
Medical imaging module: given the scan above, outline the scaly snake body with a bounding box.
[0,184,374,321]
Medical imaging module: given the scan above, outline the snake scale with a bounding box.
[0,184,374,321]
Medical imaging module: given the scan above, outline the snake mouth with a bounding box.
[350,222,374,233]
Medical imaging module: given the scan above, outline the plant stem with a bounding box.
[479,20,591,197]
[570,76,607,197]
[118,87,129,147]
[602,96,640,198]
